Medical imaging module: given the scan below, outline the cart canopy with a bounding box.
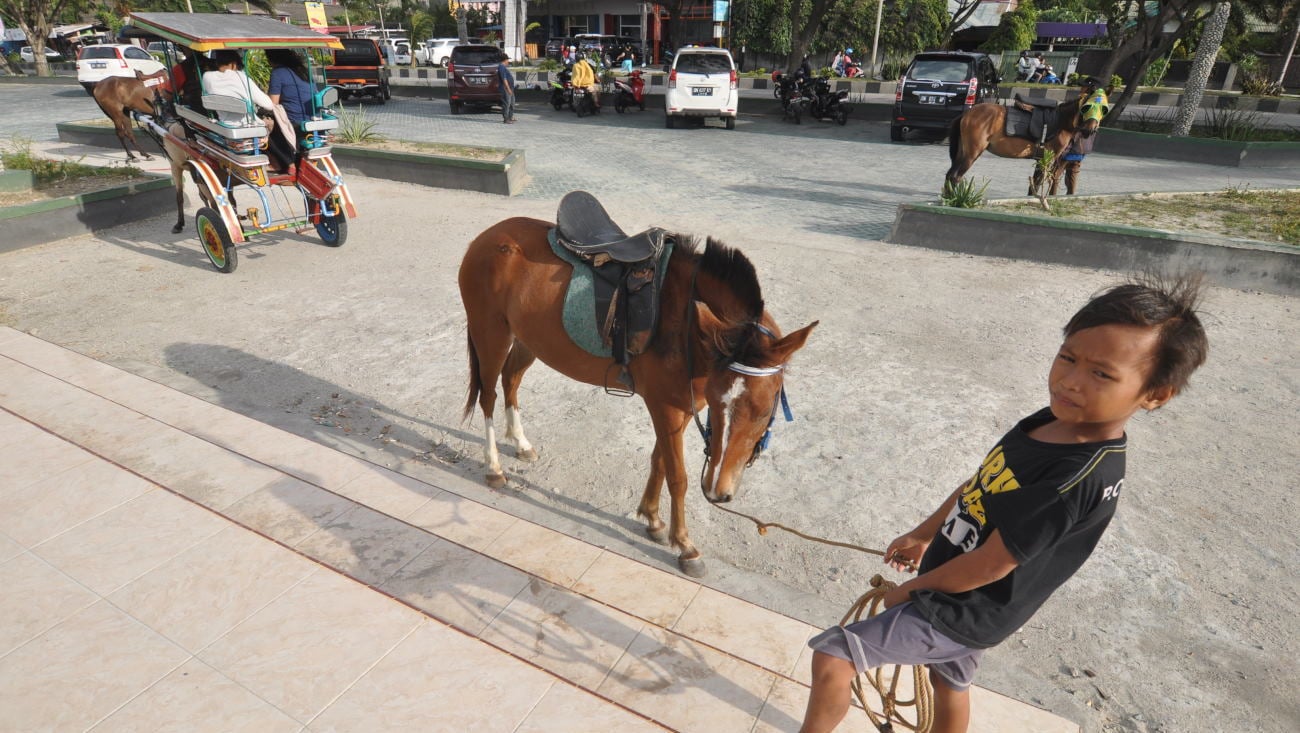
[125,12,343,52]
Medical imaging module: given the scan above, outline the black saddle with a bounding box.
[1006,95,1062,144]
[553,191,669,394]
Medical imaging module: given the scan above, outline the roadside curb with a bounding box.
[0,175,173,254]
[1094,128,1300,167]
[886,200,1299,297]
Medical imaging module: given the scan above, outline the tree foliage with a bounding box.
[981,0,1038,53]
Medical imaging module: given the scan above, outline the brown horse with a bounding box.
[459,212,817,577]
[90,71,170,162]
[944,90,1109,192]
[90,72,206,233]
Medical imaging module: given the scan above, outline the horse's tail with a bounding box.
[462,329,483,422]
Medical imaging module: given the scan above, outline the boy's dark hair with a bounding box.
[1064,274,1209,395]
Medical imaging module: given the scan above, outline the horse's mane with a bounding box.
[672,234,772,368]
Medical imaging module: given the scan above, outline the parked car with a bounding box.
[416,38,459,67]
[664,46,738,130]
[377,38,411,65]
[891,50,1000,142]
[75,44,165,94]
[545,37,575,60]
[325,38,391,104]
[447,44,503,114]
[19,46,62,64]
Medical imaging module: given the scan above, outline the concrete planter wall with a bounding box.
[1093,128,1300,168]
[330,145,525,196]
[55,120,524,196]
[0,176,174,255]
[887,202,1299,297]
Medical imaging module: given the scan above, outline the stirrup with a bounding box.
[603,363,635,397]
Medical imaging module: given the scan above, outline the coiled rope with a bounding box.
[711,503,934,733]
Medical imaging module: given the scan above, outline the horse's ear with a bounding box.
[771,321,818,363]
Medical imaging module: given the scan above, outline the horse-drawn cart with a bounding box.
[122,12,356,273]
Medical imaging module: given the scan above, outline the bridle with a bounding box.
[682,259,793,483]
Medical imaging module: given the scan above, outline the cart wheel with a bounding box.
[196,207,237,273]
[315,207,348,247]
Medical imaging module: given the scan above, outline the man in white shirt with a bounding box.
[201,50,273,126]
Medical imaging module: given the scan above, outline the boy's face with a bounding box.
[1048,324,1173,441]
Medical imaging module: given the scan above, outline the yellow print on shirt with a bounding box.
[960,445,1022,527]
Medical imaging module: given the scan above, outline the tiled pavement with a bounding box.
[0,326,1079,732]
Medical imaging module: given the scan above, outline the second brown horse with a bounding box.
[944,90,1109,192]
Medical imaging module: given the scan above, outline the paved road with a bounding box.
[4,81,1298,244]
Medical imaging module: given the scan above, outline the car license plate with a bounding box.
[691,87,712,96]
[919,94,944,105]
[469,75,489,86]
[91,62,106,69]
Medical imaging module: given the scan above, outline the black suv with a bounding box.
[891,51,1000,141]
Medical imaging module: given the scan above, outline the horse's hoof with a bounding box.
[645,525,669,545]
[678,555,707,578]
[171,224,183,234]
[516,447,539,462]
[486,472,507,489]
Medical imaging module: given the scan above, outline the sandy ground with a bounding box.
[1,174,1296,733]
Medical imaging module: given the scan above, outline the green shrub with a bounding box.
[536,57,560,72]
[336,105,384,144]
[941,177,990,208]
[1,137,143,183]
[1202,107,1263,141]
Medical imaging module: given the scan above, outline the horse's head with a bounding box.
[700,318,817,503]
[1073,89,1109,138]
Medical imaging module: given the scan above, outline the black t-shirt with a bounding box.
[911,408,1126,648]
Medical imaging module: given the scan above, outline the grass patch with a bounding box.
[2,137,145,185]
[360,139,510,161]
[995,189,1300,246]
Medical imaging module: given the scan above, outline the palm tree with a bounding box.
[1172,2,1231,137]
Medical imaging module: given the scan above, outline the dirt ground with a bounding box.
[1,178,1296,733]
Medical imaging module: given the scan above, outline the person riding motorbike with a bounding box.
[570,55,599,109]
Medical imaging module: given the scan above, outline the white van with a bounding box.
[417,38,459,67]
[664,46,738,130]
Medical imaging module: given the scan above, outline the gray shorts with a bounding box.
[806,602,983,690]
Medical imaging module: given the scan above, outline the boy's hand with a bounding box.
[884,532,929,574]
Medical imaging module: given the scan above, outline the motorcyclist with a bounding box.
[840,48,856,77]
[796,53,812,80]
[571,54,599,109]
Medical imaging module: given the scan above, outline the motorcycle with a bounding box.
[612,69,646,112]
[801,77,851,126]
[572,85,599,117]
[549,69,574,111]
[841,61,865,79]
[773,72,806,124]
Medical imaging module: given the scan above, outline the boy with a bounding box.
[800,277,1209,733]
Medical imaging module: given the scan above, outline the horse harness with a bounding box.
[681,256,793,475]
[553,191,669,395]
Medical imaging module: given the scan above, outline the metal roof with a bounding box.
[126,12,342,51]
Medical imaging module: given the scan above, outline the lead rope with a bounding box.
[708,503,933,733]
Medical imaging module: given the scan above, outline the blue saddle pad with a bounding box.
[547,229,674,358]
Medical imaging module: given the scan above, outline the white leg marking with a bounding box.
[504,406,534,454]
[484,418,502,475]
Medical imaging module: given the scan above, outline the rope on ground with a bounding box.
[709,504,932,732]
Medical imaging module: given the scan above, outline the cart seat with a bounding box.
[177,99,268,140]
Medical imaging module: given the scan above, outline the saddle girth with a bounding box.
[553,191,669,394]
